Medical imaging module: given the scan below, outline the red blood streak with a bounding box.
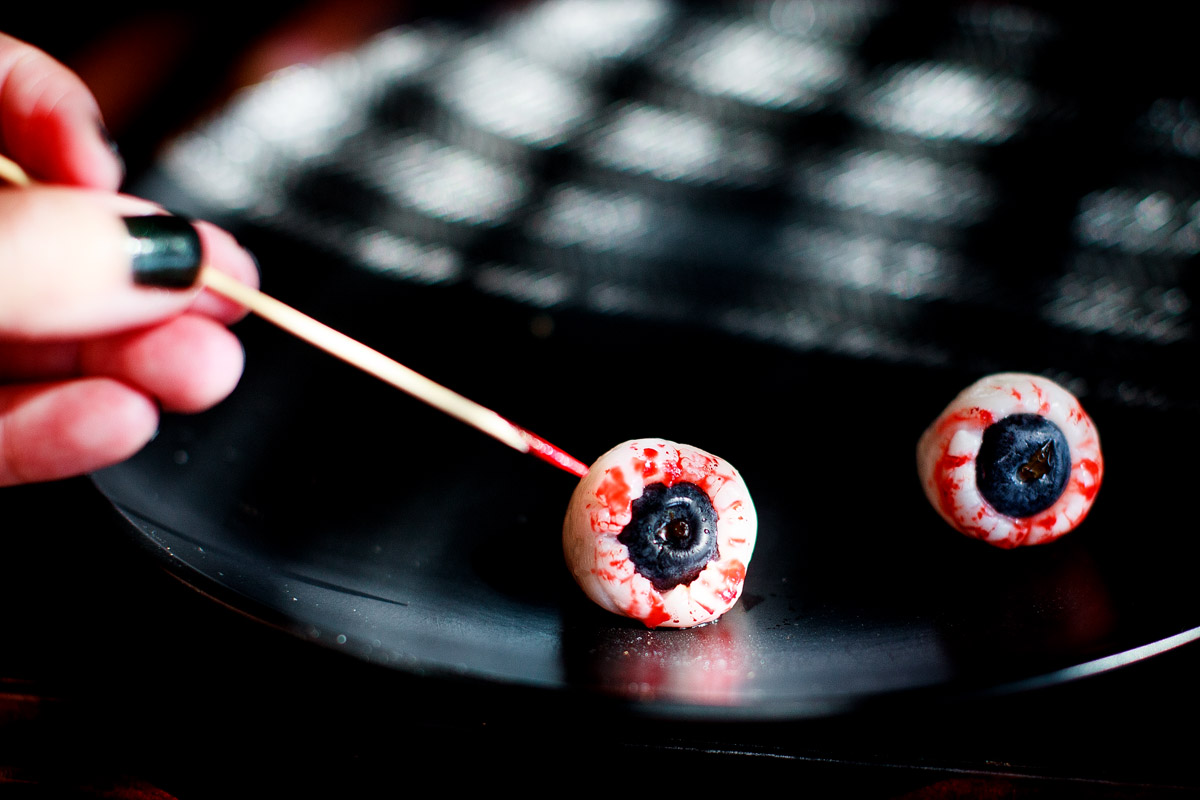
[1009,522,1032,547]
[933,450,972,519]
[1076,459,1102,499]
[941,454,972,470]
[659,454,685,486]
[936,407,994,436]
[520,430,588,477]
[643,597,671,629]
[595,467,632,513]
[715,561,746,603]
[636,450,657,479]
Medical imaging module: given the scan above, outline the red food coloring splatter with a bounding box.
[941,454,972,470]
[643,597,671,629]
[933,450,972,520]
[636,457,657,479]
[659,453,685,486]
[937,480,962,520]
[936,407,994,436]
[715,561,746,604]
[594,467,632,514]
[997,532,1024,549]
[1076,459,1102,500]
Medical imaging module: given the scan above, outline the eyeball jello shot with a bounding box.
[917,373,1103,548]
[563,439,757,628]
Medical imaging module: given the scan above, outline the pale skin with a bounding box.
[0,32,259,486]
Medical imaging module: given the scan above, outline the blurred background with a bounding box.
[3,2,1200,797]
[9,0,1198,409]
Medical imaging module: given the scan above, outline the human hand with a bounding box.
[1,33,259,487]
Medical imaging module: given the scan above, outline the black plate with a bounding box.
[91,268,1200,718]
[92,1,1200,719]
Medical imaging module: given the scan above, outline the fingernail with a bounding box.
[124,216,203,288]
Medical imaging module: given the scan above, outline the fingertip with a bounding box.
[46,114,126,190]
[0,378,158,487]
[82,378,160,457]
[77,119,126,190]
[190,221,260,322]
[80,314,246,414]
[0,35,125,190]
[155,316,246,414]
[197,221,260,288]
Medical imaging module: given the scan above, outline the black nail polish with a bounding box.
[124,216,203,288]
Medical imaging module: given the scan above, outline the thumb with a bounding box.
[0,186,256,338]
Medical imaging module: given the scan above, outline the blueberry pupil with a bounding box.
[976,414,1071,518]
[618,482,719,592]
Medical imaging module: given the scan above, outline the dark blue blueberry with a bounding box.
[618,482,719,592]
[976,413,1071,518]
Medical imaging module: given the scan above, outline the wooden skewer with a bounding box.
[200,267,587,476]
[0,153,588,478]
[0,155,32,187]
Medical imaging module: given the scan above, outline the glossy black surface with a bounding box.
[88,262,1199,716]
[8,477,1200,795]
[90,0,1200,718]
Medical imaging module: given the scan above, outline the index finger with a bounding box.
[0,32,123,190]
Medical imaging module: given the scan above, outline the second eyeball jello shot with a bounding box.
[917,373,1103,548]
[563,439,757,628]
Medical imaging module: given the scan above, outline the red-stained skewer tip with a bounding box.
[520,430,589,478]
